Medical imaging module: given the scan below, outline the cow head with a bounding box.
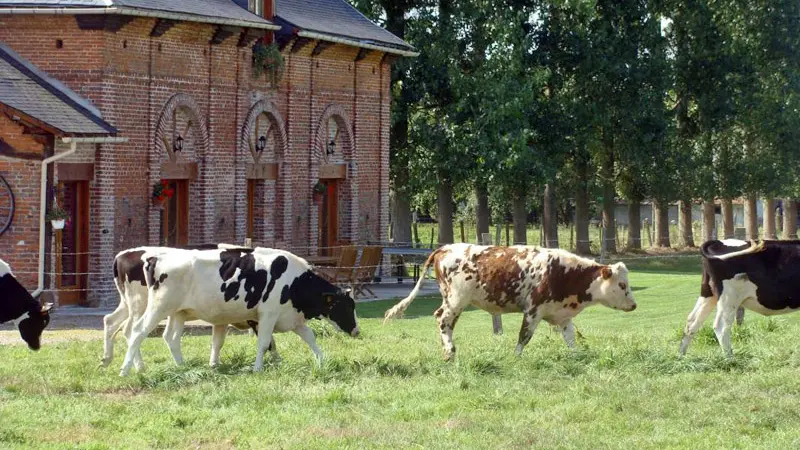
[15,302,53,350]
[323,288,360,337]
[590,262,637,312]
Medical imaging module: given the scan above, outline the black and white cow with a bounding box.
[0,259,53,350]
[104,244,263,370]
[119,247,359,375]
[679,239,800,357]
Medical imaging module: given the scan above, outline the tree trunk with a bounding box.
[721,198,734,239]
[543,184,558,248]
[392,187,412,246]
[702,200,716,242]
[575,159,590,255]
[763,198,776,239]
[475,183,490,244]
[783,198,797,240]
[437,179,454,244]
[627,200,641,250]
[512,193,527,245]
[679,200,695,247]
[601,156,616,254]
[653,200,671,247]
[744,194,758,240]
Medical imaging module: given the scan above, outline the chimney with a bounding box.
[263,0,275,20]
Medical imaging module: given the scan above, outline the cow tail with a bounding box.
[383,249,441,324]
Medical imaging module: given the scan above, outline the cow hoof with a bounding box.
[99,357,112,368]
[514,344,524,356]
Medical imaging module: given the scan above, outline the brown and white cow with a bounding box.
[679,239,800,358]
[384,244,637,359]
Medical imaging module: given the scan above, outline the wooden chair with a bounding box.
[317,246,358,285]
[349,246,383,300]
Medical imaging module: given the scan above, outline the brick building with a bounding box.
[0,0,415,306]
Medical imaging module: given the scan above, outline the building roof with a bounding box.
[230,0,416,55]
[275,0,416,55]
[0,0,279,30]
[0,41,117,136]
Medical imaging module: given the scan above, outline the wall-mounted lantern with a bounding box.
[326,139,336,158]
[255,135,267,154]
[173,134,184,153]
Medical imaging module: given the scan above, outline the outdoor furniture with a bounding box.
[381,246,433,282]
[305,256,338,267]
[349,246,383,300]
[316,246,358,284]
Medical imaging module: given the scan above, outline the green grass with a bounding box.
[4,258,800,449]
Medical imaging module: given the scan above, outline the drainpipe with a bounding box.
[31,140,77,298]
[31,136,128,298]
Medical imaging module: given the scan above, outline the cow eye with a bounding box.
[619,282,627,290]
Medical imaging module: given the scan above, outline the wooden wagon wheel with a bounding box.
[0,175,13,236]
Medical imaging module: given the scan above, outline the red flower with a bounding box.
[165,189,174,197]
[157,195,165,202]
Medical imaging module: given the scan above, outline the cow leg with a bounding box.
[119,308,167,376]
[492,314,503,335]
[123,302,145,371]
[679,296,717,356]
[210,324,227,367]
[515,308,542,356]
[253,316,279,372]
[435,305,463,361]
[736,307,745,326]
[713,294,740,358]
[560,319,577,349]
[163,314,185,366]
[294,324,324,366]
[101,302,128,367]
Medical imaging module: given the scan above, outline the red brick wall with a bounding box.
[0,15,393,305]
[0,115,46,289]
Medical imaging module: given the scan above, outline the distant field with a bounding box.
[3,256,800,449]
[409,222,708,253]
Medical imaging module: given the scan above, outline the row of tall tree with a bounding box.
[353,0,800,253]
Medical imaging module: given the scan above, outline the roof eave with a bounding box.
[0,6,281,30]
[296,30,418,57]
[0,103,119,139]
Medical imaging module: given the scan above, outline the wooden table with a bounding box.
[305,256,338,267]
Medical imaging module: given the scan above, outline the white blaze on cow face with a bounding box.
[587,262,636,312]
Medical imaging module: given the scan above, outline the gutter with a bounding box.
[0,7,281,31]
[297,30,419,57]
[31,135,129,298]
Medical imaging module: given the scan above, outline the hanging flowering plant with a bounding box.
[312,181,327,195]
[152,179,175,204]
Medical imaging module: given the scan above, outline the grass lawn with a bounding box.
[4,256,800,449]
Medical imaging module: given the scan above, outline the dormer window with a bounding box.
[249,0,263,16]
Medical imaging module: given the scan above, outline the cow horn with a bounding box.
[41,302,53,313]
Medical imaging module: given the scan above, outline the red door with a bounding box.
[159,180,188,247]
[57,181,89,305]
[318,180,339,256]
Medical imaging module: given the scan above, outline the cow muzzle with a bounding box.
[350,327,360,338]
[625,303,637,312]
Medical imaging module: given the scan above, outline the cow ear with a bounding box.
[601,267,613,280]
[41,302,53,314]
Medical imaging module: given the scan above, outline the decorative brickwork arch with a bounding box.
[149,93,214,245]
[236,99,291,246]
[310,104,358,253]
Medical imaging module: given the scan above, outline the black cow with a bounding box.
[0,259,53,350]
[679,239,800,357]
